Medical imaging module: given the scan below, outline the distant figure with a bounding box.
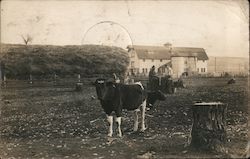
[227,78,236,84]
[149,66,159,91]
[165,65,173,77]
[149,65,156,78]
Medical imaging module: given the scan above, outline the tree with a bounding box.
[21,34,33,45]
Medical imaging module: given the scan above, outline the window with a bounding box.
[143,59,146,62]
[142,68,148,73]
[184,60,187,64]
[152,59,154,62]
[197,68,199,72]
[160,59,163,62]
[200,68,206,72]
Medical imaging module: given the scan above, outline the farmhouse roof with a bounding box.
[127,45,208,60]
[127,45,171,60]
[171,47,208,60]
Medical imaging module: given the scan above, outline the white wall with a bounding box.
[128,50,171,75]
[197,60,207,74]
[171,57,185,78]
[128,50,140,74]
[138,59,170,75]
[185,57,197,73]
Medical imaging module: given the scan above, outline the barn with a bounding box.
[127,43,209,78]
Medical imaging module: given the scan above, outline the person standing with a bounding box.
[149,65,156,78]
[165,65,173,78]
[149,65,158,91]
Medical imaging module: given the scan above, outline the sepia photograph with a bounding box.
[0,0,249,158]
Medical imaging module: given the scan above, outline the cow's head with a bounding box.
[102,81,117,100]
[94,78,107,100]
[94,78,117,101]
[147,90,166,109]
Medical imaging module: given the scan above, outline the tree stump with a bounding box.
[191,102,227,152]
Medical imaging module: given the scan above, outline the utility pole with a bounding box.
[215,57,217,73]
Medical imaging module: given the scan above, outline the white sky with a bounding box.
[1,0,249,57]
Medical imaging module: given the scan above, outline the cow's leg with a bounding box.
[140,100,147,132]
[133,109,139,131]
[107,115,113,137]
[115,116,122,137]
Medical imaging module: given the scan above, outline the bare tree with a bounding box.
[21,34,33,45]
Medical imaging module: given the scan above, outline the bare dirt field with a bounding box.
[0,77,248,159]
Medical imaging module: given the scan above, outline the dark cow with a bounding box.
[149,76,185,94]
[227,78,236,84]
[94,78,166,137]
[173,79,185,88]
[147,90,166,109]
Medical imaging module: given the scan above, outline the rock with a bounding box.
[137,152,153,159]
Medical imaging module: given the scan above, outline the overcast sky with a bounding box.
[1,0,249,57]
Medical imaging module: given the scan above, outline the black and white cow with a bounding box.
[94,78,166,137]
[94,78,147,137]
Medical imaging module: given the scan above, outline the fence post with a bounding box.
[0,62,6,87]
[78,74,81,82]
[29,74,33,84]
[2,75,6,87]
[53,74,57,85]
[75,74,83,92]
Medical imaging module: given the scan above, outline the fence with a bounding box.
[0,76,96,89]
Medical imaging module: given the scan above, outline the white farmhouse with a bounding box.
[127,44,208,78]
[171,47,208,78]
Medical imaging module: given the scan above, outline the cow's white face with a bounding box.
[94,79,107,100]
[94,79,116,101]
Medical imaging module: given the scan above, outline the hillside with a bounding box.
[0,44,129,79]
[207,56,249,75]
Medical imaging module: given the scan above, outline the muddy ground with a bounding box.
[0,77,248,158]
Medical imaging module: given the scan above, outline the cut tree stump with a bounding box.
[190,102,227,152]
